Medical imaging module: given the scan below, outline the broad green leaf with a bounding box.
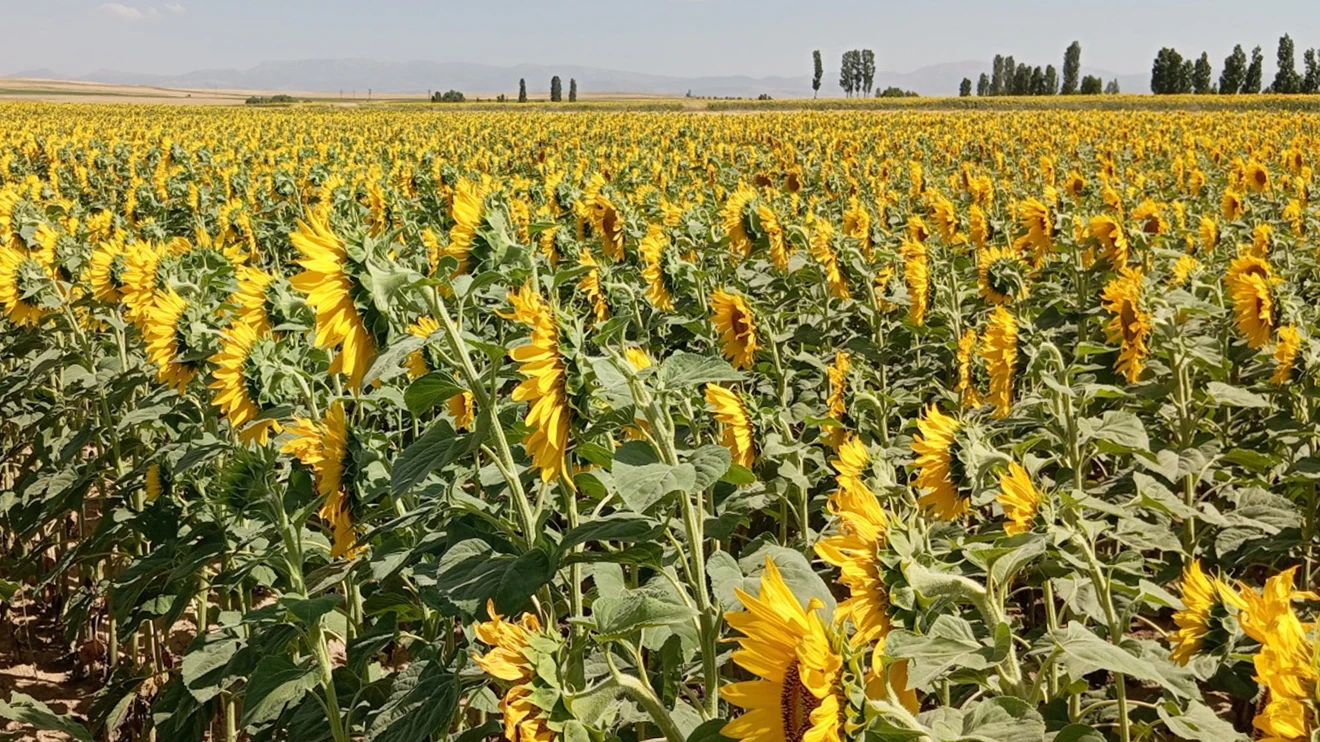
[1050,623,1165,688]
[392,420,460,496]
[560,513,660,552]
[404,372,465,415]
[366,658,462,742]
[1204,382,1268,409]
[884,615,999,687]
[658,351,742,389]
[240,655,320,727]
[1079,411,1149,454]
[0,692,93,741]
[593,590,698,639]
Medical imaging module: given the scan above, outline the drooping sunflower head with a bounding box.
[1169,560,1245,665]
[0,245,54,327]
[977,244,1029,305]
[996,461,1043,536]
[1132,199,1169,236]
[88,240,130,304]
[721,184,758,259]
[1245,160,1271,193]
[981,306,1019,419]
[1087,214,1130,269]
[1222,189,1245,221]
[504,282,572,483]
[1198,216,1220,253]
[911,403,969,520]
[1100,267,1151,384]
[209,320,283,445]
[721,558,844,742]
[901,240,930,326]
[281,401,361,558]
[1169,255,1199,288]
[1272,325,1303,385]
[757,202,791,271]
[1226,261,1277,350]
[711,289,758,370]
[576,249,610,325]
[706,383,756,469]
[955,329,985,410]
[639,224,677,312]
[144,289,209,394]
[288,211,379,391]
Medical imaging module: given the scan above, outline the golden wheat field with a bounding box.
[0,102,1317,742]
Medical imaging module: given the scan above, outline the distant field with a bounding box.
[7,76,1320,111]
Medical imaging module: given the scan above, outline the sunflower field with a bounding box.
[0,103,1318,742]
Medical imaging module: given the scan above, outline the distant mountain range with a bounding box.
[7,59,1150,99]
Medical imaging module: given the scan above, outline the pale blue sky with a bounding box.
[2,0,1317,78]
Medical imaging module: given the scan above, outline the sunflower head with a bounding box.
[711,289,758,370]
[911,404,972,520]
[977,245,1029,305]
[1169,560,1245,665]
[0,245,55,327]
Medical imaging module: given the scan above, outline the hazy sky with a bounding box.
[2,0,1318,78]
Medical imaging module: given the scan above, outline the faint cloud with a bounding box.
[98,3,177,21]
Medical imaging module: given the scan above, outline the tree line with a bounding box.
[958,41,1119,97]
[1150,36,1320,94]
[811,49,917,98]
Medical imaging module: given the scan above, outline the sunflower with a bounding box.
[88,240,128,303]
[144,289,200,393]
[843,198,873,254]
[473,600,556,742]
[577,250,609,325]
[583,175,625,261]
[824,352,850,448]
[1238,568,1317,742]
[1101,267,1151,383]
[809,219,850,301]
[1132,200,1168,236]
[1227,264,1276,350]
[981,306,1018,419]
[926,192,959,244]
[448,391,476,431]
[289,210,376,391]
[977,244,1028,305]
[969,205,989,248]
[722,184,757,259]
[1272,325,1302,384]
[996,461,1041,536]
[1014,198,1053,265]
[1222,190,1245,221]
[1169,560,1245,665]
[815,435,892,645]
[1244,160,1271,193]
[912,404,967,520]
[901,240,929,326]
[907,215,931,244]
[706,383,755,469]
[405,316,441,380]
[1169,255,1198,288]
[711,289,759,369]
[121,242,164,327]
[446,177,487,274]
[639,224,675,311]
[210,320,281,445]
[721,558,844,742]
[1088,214,1129,268]
[757,203,791,272]
[504,283,571,483]
[0,245,50,327]
[232,266,275,334]
[282,401,360,559]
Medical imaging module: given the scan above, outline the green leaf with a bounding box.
[404,372,465,415]
[392,420,461,496]
[687,445,731,491]
[738,545,836,616]
[658,352,742,389]
[279,594,342,627]
[495,548,557,616]
[363,334,428,387]
[181,634,242,703]
[884,615,1000,687]
[240,655,320,727]
[366,658,462,742]
[1050,623,1166,688]
[0,692,93,741]
[613,443,696,513]
[687,718,735,742]
[593,591,698,640]
[1157,700,1248,742]
[560,513,660,552]
[1051,724,1106,742]
[957,697,1045,742]
[1079,411,1149,454]
[1204,382,1269,409]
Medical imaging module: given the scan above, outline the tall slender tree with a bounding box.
[991,55,1005,96]
[959,78,973,96]
[1272,35,1301,93]
[861,49,876,97]
[1192,53,1213,94]
[840,51,856,97]
[1044,64,1059,95]
[1244,46,1264,93]
[1304,49,1320,94]
[812,50,823,98]
[1003,56,1017,94]
[518,78,527,103]
[1062,41,1082,94]
[977,73,991,96]
[1220,45,1248,94]
[568,78,577,102]
[550,76,562,102]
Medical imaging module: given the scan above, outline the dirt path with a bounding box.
[0,599,100,741]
